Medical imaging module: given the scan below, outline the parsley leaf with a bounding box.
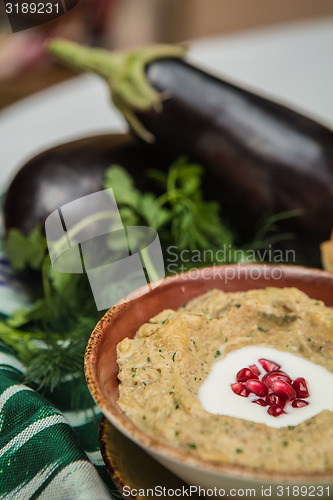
[137,193,171,229]
[5,225,47,270]
[103,164,140,206]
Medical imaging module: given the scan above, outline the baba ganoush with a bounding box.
[117,287,333,474]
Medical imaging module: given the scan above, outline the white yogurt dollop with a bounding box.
[198,346,333,429]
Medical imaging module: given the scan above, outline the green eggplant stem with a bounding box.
[46,39,187,142]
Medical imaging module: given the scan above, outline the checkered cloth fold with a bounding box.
[0,253,122,499]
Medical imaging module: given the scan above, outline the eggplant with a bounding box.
[3,133,167,237]
[47,41,333,262]
[138,59,333,265]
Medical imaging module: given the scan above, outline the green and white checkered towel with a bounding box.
[0,256,122,498]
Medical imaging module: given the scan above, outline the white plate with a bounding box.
[1,17,333,191]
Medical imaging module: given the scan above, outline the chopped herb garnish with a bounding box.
[214,350,221,358]
[188,443,197,449]
[257,326,269,332]
[236,448,243,453]
[172,352,176,362]
[147,356,151,363]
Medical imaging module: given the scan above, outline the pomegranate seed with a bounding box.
[237,368,258,382]
[231,382,250,397]
[253,398,267,407]
[292,378,309,398]
[231,359,310,417]
[266,393,286,409]
[259,358,281,372]
[271,380,296,401]
[249,364,261,377]
[245,379,268,397]
[268,405,286,417]
[262,371,292,388]
[292,399,309,408]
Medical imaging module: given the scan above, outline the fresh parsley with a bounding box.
[103,158,235,256]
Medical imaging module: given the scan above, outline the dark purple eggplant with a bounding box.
[47,41,333,261]
[3,133,166,237]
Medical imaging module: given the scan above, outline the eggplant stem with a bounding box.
[46,39,187,142]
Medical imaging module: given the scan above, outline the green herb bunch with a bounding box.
[104,158,235,266]
[0,158,297,393]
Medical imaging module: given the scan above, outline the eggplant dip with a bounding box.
[117,287,333,474]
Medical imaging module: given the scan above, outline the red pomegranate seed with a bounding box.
[271,380,296,401]
[292,399,309,408]
[245,379,268,397]
[237,368,258,382]
[231,382,250,397]
[266,393,286,409]
[253,398,268,407]
[249,364,261,377]
[259,358,281,372]
[231,359,310,416]
[292,378,309,399]
[268,404,286,417]
[262,371,292,388]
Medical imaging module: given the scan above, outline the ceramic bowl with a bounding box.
[99,417,198,499]
[85,264,333,498]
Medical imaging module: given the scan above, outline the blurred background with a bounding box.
[0,0,333,109]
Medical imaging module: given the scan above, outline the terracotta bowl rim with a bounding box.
[85,263,333,484]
